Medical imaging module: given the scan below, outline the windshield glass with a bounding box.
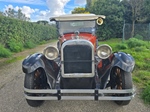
[58,20,96,35]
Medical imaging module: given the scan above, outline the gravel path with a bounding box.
[0,42,150,112]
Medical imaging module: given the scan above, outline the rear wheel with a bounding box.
[111,67,133,106]
[24,68,47,107]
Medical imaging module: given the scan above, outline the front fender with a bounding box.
[22,53,59,89]
[112,52,135,72]
[22,53,45,73]
[22,53,59,77]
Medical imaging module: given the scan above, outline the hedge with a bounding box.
[0,15,57,53]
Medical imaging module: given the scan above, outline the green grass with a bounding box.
[0,44,12,58]
[5,56,25,64]
[142,86,150,104]
[99,38,150,104]
[0,56,25,67]
[0,39,57,66]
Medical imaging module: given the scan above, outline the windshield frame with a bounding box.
[56,20,96,35]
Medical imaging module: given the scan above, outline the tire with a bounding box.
[57,41,60,50]
[24,68,47,107]
[111,67,133,106]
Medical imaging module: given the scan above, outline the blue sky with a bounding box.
[0,0,86,21]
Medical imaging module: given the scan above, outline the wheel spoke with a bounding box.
[115,68,122,90]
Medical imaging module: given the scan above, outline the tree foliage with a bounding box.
[89,0,124,39]
[0,16,57,53]
[144,0,150,23]
[0,11,5,16]
[71,7,90,14]
[121,0,146,37]
[4,8,30,21]
[37,20,49,25]
[85,0,150,39]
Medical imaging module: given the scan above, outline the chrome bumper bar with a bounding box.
[24,88,136,101]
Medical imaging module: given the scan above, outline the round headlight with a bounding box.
[97,44,112,59]
[43,46,59,60]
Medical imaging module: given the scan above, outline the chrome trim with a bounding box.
[24,87,136,101]
[96,44,112,59]
[25,95,134,101]
[43,46,59,60]
[61,39,95,78]
[25,95,58,100]
[24,88,135,94]
[60,73,94,78]
[24,88,57,93]
[61,96,94,100]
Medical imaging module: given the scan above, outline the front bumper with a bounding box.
[24,88,136,101]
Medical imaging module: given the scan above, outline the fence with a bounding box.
[123,23,150,41]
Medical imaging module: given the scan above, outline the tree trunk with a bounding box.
[131,20,135,38]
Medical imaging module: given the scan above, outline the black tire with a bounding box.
[24,68,47,107]
[111,68,133,106]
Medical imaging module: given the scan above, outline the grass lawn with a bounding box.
[99,38,150,104]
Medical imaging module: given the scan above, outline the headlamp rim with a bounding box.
[96,44,112,59]
[43,46,59,60]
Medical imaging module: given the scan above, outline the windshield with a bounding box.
[58,20,96,35]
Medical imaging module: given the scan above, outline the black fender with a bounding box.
[111,52,135,72]
[22,53,59,79]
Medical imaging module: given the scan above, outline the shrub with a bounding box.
[39,40,47,45]
[126,38,146,48]
[133,34,143,40]
[141,85,150,104]
[0,44,11,58]
[0,16,57,52]
[115,43,128,50]
[7,38,23,52]
[134,46,148,52]
[24,41,36,49]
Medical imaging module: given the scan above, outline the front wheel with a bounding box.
[111,67,133,106]
[24,68,47,107]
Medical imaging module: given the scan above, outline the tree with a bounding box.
[143,0,150,23]
[86,0,97,11]
[71,7,90,14]
[17,9,25,20]
[0,11,5,16]
[4,8,30,21]
[37,20,49,25]
[121,0,145,37]
[5,8,16,18]
[89,0,124,39]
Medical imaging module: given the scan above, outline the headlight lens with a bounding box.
[43,46,59,60]
[97,44,112,59]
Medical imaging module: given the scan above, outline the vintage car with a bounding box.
[22,14,135,107]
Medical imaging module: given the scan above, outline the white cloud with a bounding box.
[4,4,14,11]
[74,0,86,5]
[46,0,70,16]
[36,10,51,21]
[0,0,45,5]
[2,0,87,22]
[21,6,36,18]
[32,0,71,22]
[4,5,38,18]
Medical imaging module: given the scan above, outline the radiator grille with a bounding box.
[63,45,92,73]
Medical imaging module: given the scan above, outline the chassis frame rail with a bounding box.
[24,88,136,101]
